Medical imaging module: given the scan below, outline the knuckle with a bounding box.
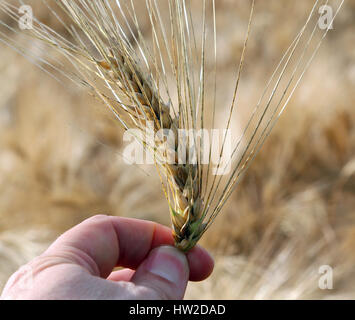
[1,263,34,298]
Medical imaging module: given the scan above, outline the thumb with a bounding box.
[130,245,189,299]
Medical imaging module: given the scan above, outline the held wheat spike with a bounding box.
[0,0,344,251]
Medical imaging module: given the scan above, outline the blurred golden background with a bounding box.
[0,0,354,299]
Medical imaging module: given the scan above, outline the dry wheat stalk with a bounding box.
[0,0,344,251]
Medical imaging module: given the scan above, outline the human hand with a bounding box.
[1,215,214,300]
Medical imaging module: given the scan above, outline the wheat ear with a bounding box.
[98,49,203,251]
[0,0,344,251]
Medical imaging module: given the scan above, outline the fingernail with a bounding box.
[145,246,188,284]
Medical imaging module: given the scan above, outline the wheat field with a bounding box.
[0,0,354,299]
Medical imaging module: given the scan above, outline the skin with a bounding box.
[1,215,214,300]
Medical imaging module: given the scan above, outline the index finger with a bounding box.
[44,215,213,281]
